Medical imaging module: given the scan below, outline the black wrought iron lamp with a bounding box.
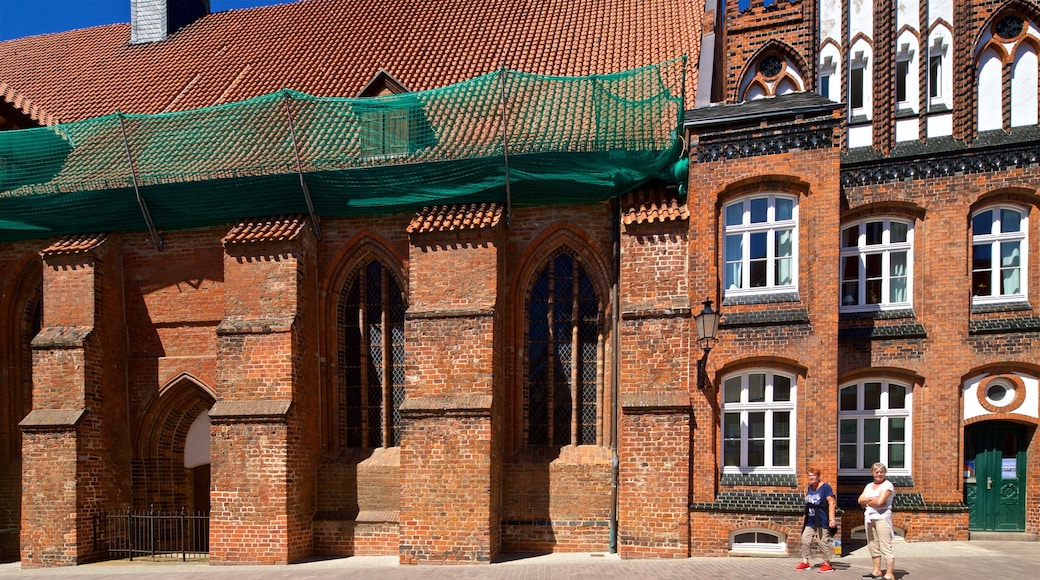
[694,298,720,390]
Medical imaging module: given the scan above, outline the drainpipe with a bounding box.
[609,197,621,553]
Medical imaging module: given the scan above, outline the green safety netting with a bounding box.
[0,58,686,243]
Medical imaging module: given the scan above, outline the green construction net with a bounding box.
[0,58,686,243]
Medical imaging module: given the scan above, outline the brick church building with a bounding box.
[0,0,1037,568]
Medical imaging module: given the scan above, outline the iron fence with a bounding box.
[100,507,209,561]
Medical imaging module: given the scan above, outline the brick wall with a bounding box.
[0,243,42,561]
[840,162,1040,538]
[685,110,843,554]
[21,237,131,567]
[209,227,318,565]
[723,0,816,103]
[617,213,692,558]
[399,227,499,563]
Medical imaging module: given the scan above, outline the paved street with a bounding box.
[0,540,1036,579]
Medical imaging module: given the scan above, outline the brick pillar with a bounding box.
[20,234,130,567]
[399,206,501,564]
[616,193,692,558]
[209,217,318,565]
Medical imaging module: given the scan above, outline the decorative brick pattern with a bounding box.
[720,473,799,488]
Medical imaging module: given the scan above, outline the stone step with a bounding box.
[969,531,1038,542]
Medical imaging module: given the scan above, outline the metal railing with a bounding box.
[100,507,209,561]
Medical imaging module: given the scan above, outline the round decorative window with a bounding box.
[995,15,1025,41]
[759,55,784,78]
[977,374,1027,413]
[985,381,1013,405]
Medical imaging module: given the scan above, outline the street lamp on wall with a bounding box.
[694,298,720,390]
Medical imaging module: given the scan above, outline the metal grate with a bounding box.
[100,507,208,561]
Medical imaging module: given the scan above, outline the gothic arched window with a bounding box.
[337,258,406,448]
[526,250,600,447]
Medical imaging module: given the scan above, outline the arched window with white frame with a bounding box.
[818,45,840,101]
[971,205,1027,303]
[838,379,912,476]
[927,30,952,112]
[840,217,913,311]
[723,194,798,296]
[722,370,796,473]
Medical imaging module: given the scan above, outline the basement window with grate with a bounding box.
[730,529,786,554]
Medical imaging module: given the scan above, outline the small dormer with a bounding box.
[355,71,434,159]
[357,70,410,98]
[131,0,210,44]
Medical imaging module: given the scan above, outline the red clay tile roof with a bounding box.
[222,215,308,243]
[0,0,699,126]
[621,183,689,225]
[40,233,109,255]
[407,203,503,233]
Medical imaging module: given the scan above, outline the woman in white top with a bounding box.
[858,462,896,580]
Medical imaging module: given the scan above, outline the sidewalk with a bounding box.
[0,540,1035,579]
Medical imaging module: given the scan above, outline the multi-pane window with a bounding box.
[527,250,600,446]
[359,107,410,158]
[723,194,797,295]
[722,371,796,472]
[338,259,406,448]
[972,207,1027,301]
[840,218,913,310]
[839,380,911,475]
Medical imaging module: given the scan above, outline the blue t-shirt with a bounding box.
[804,482,834,527]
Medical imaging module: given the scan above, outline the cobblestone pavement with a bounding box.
[0,541,1036,579]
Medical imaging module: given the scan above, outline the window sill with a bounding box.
[968,316,1040,335]
[722,291,800,306]
[840,307,916,320]
[838,322,926,340]
[721,472,798,487]
[971,300,1031,314]
[838,474,914,488]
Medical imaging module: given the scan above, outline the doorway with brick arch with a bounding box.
[0,262,41,562]
[134,375,215,514]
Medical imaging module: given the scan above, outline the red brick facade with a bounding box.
[1,0,1040,569]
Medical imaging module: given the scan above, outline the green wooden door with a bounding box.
[965,422,1027,531]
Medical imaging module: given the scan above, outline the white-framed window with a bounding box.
[849,48,871,119]
[729,528,787,554]
[818,53,838,100]
[722,371,796,473]
[723,194,798,295]
[928,35,950,110]
[838,380,912,476]
[840,218,913,311]
[972,206,1027,302]
[894,41,916,111]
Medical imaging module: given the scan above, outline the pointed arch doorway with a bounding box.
[134,375,215,512]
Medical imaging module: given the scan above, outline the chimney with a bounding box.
[131,0,210,44]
